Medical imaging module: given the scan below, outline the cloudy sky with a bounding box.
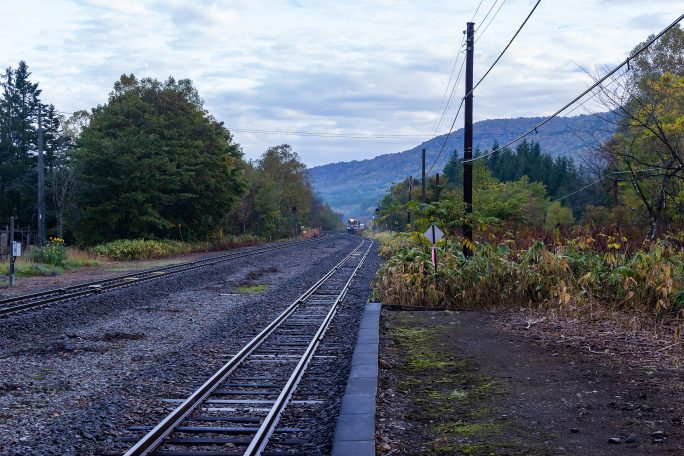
[1,1,681,166]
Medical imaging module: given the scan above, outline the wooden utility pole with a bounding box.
[463,22,475,257]
[37,110,46,246]
[435,173,440,202]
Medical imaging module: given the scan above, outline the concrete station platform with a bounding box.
[331,302,380,456]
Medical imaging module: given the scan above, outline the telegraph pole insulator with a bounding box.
[463,22,475,257]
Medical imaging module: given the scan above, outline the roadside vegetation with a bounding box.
[372,26,684,336]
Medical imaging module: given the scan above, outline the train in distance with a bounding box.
[347,218,365,234]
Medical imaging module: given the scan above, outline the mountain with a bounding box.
[308,113,616,218]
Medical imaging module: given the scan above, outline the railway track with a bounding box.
[0,235,335,317]
[120,237,372,456]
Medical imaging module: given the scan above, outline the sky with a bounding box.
[0,0,681,167]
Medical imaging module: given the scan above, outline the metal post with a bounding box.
[421,148,426,213]
[432,224,438,275]
[463,22,475,257]
[9,217,15,286]
[37,110,46,247]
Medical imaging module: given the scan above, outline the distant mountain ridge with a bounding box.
[308,113,616,217]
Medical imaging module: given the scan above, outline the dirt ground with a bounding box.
[377,310,684,455]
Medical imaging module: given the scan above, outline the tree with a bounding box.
[73,75,246,243]
[594,25,684,238]
[309,195,343,231]
[228,162,280,237]
[256,144,313,237]
[0,61,41,224]
[442,149,462,187]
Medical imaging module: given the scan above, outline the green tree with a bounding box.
[73,75,246,243]
[0,61,41,224]
[257,144,313,237]
[442,148,462,187]
[229,162,280,237]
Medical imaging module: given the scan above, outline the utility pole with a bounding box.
[435,173,440,202]
[37,109,46,247]
[407,176,413,226]
[463,22,475,257]
[421,148,426,214]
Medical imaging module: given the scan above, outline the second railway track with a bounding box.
[0,235,335,317]
[119,237,373,456]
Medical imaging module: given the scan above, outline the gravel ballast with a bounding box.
[0,234,381,456]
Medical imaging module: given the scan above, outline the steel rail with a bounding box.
[123,238,369,456]
[244,240,372,455]
[0,235,335,317]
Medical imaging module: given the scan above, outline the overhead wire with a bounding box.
[475,0,501,34]
[552,168,663,203]
[475,0,507,44]
[430,34,466,135]
[426,97,466,175]
[433,57,467,136]
[471,0,486,21]
[227,128,427,139]
[465,11,684,164]
[468,0,542,97]
[426,0,541,175]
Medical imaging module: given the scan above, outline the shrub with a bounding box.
[373,232,684,319]
[30,237,67,266]
[91,239,193,260]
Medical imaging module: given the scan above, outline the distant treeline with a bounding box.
[0,64,342,245]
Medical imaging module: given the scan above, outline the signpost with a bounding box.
[423,224,443,274]
[9,217,17,286]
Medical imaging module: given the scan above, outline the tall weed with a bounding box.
[373,232,684,319]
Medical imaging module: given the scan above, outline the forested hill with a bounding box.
[308,113,616,217]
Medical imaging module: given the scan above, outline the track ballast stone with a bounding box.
[0,235,380,456]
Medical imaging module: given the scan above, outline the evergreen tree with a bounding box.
[442,148,462,187]
[0,61,42,224]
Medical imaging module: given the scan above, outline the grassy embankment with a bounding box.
[0,234,265,279]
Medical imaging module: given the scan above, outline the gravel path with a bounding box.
[0,234,380,455]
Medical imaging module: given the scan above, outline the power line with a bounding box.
[430,34,466,135]
[426,0,541,175]
[433,57,467,137]
[465,11,684,164]
[475,0,501,34]
[471,0,486,21]
[552,168,663,203]
[469,0,542,97]
[431,0,495,138]
[476,0,507,44]
[426,97,466,175]
[228,128,428,139]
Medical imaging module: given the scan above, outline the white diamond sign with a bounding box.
[423,224,444,244]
